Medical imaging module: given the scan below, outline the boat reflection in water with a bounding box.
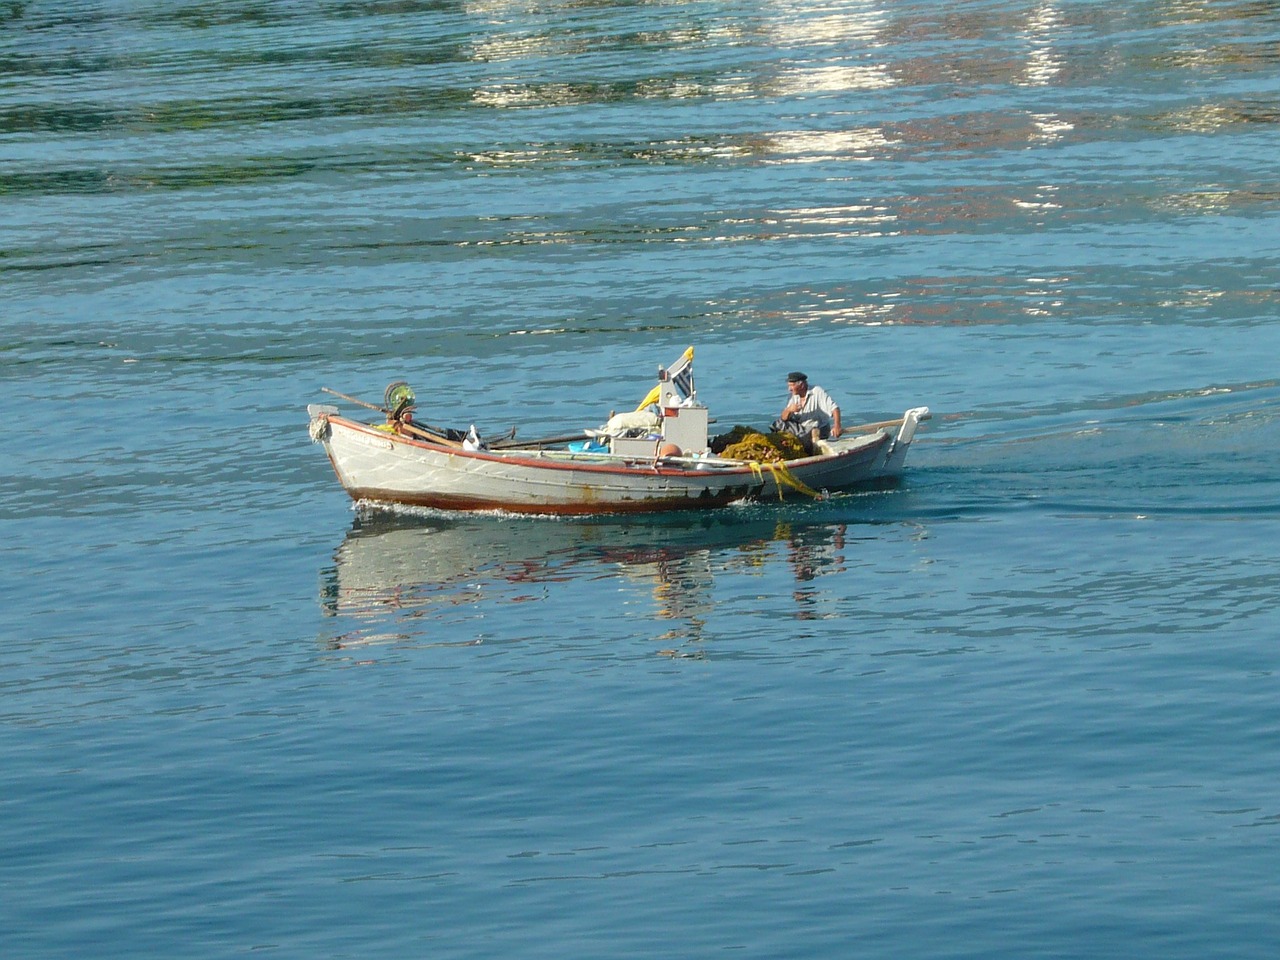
[318,506,867,656]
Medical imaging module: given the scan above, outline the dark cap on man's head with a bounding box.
[786,371,808,383]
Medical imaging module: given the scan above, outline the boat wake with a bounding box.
[908,378,1280,521]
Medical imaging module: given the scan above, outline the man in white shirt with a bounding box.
[773,371,843,440]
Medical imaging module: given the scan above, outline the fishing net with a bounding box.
[711,425,808,462]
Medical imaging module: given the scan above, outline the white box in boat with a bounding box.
[610,436,660,457]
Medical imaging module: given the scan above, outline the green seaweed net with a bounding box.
[711,425,808,462]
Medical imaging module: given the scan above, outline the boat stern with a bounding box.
[878,406,931,475]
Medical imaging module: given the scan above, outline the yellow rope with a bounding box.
[739,459,820,500]
[764,459,823,500]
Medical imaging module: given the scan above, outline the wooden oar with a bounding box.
[322,387,385,412]
[843,412,933,435]
[495,417,922,450]
[488,432,585,450]
[400,420,463,448]
[322,386,467,447]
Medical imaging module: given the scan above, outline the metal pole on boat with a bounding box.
[321,387,385,413]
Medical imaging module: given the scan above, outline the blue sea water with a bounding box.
[3,1,1280,957]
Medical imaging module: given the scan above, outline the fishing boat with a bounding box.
[307,349,929,516]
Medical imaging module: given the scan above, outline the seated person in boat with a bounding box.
[773,371,843,441]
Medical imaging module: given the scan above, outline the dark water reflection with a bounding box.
[319,506,882,652]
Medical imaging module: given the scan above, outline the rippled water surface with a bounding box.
[4,1,1280,957]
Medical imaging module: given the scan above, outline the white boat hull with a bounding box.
[309,408,929,516]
